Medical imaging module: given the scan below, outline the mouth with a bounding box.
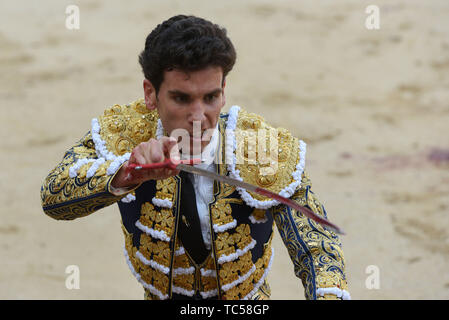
[187,130,213,142]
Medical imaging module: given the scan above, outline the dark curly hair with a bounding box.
[138,15,237,93]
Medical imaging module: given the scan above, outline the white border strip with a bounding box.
[217,239,257,264]
[136,250,170,275]
[200,268,217,278]
[248,214,268,224]
[70,117,132,181]
[173,266,195,276]
[135,220,171,242]
[121,193,136,203]
[175,247,185,256]
[152,197,173,208]
[316,287,351,300]
[212,219,237,233]
[200,289,218,299]
[106,152,131,175]
[172,285,195,297]
[222,264,256,292]
[123,247,168,300]
[242,247,274,300]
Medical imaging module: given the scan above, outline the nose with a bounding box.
[188,100,206,125]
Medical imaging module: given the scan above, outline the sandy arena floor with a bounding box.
[1,0,448,299]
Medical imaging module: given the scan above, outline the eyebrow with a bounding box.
[168,88,223,97]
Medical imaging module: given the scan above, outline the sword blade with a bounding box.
[177,164,344,235]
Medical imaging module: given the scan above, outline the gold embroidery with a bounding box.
[250,280,271,300]
[219,251,253,286]
[225,238,273,300]
[211,201,234,226]
[232,224,252,250]
[140,267,169,293]
[173,253,191,269]
[203,256,216,270]
[316,271,348,290]
[233,108,302,202]
[216,232,236,257]
[224,286,240,300]
[155,177,176,201]
[41,132,124,220]
[272,176,348,300]
[173,274,194,291]
[251,208,267,222]
[139,233,171,267]
[140,202,175,238]
[98,99,158,156]
[202,276,218,292]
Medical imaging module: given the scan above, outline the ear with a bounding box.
[143,79,157,110]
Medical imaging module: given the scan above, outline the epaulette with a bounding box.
[225,106,307,209]
[96,98,159,157]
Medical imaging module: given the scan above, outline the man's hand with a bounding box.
[111,136,180,189]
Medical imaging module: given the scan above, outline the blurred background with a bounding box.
[1,0,448,299]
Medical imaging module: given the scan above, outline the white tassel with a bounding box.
[86,158,105,178]
[69,158,95,178]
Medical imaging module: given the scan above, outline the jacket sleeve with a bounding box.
[40,131,133,220]
[270,170,350,300]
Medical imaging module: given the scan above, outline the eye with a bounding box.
[205,94,218,103]
[173,95,189,104]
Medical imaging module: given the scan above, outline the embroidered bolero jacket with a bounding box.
[40,99,350,300]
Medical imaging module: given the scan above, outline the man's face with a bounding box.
[144,66,226,155]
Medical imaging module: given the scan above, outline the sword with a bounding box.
[128,159,345,235]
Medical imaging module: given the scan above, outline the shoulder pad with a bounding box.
[226,106,307,209]
[95,98,159,157]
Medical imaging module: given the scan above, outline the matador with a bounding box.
[40,15,350,300]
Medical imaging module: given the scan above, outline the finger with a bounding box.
[140,142,152,164]
[159,137,180,161]
[149,139,164,163]
[168,137,181,162]
[130,149,147,165]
